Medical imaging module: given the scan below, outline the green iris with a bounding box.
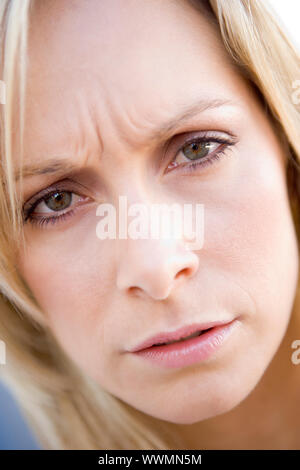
[182,141,212,161]
[45,191,72,211]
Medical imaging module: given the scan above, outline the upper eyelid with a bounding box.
[168,129,236,149]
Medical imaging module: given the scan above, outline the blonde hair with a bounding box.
[0,0,299,450]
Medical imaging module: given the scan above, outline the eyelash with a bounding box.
[23,134,235,228]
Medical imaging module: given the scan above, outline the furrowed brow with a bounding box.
[14,98,234,180]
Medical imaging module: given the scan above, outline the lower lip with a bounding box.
[132,319,239,369]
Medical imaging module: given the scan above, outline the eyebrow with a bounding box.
[15,97,234,181]
[15,158,84,181]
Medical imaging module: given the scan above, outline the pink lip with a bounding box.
[129,319,236,352]
[129,319,239,369]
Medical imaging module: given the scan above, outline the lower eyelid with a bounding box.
[186,149,225,171]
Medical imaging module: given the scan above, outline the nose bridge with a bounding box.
[116,234,199,301]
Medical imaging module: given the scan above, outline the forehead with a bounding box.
[23,0,252,155]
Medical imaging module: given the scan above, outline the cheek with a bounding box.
[16,221,117,373]
[206,145,299,341]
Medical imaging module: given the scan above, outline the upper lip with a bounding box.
[128,319,235,352]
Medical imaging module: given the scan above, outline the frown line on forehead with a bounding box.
[15,97,236,181]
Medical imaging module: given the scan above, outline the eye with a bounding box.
[23,187,90,228]
[165,131,236,175]
[41,190,73,212]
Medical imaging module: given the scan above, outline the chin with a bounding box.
[149,382,256,425]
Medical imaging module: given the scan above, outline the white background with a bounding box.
[269,0,300,51]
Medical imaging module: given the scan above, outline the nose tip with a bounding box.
[116,240,199,300]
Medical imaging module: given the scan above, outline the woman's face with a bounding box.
[16,0,299,424]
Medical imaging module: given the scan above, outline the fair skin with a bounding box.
[14,0,300,449]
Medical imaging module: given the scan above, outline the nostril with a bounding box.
[128,286,141,295]
[175,267,192,280]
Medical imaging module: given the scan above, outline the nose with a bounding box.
[116,237,199,300]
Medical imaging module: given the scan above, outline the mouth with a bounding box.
[151,328,213,346]
[128,320,235,353]
[128,318,239,369]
